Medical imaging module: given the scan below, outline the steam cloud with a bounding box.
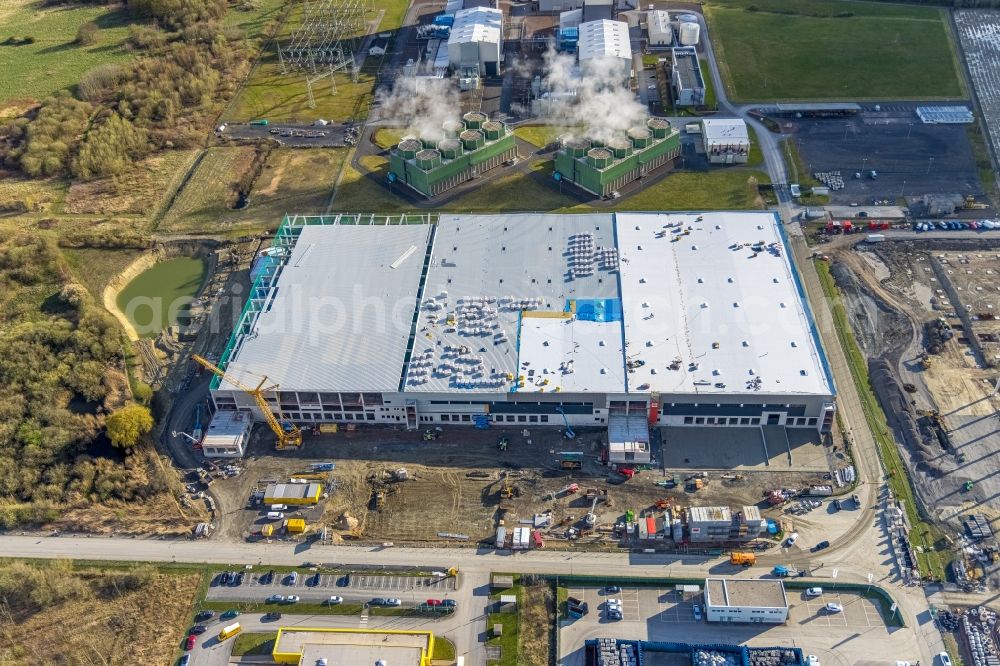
[377,75,462,144]
[532,44,650,143]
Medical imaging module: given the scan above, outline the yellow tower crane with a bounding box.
[191,354,303,449]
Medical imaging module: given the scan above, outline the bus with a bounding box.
[218,622,242,641]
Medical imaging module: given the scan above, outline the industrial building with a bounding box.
[207,210,836,452]
[447,6,502,77]
[687,505,764,542]
[272,628,434,666]
[578,19,632,83]
[263,482,324,505]
[670,46,705,107]
[553,117,681,197]
[388,112,517,197]
[647,10,673,47]
[540,0,614,19]
[201,409,253,458]
[701,118,750,164]
[704,578,789,624]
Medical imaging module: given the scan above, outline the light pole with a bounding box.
[927,156,935,174]
[900,179,906,198]
[906,122,914,140]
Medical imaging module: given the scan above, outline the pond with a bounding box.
[117,257,206,338]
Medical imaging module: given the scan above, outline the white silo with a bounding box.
[679,21,700,46]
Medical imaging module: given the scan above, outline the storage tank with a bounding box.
[563,136,591,158]
[462,111,487,129]
[460,129,485,151]
[628,127,652,149]
[415,149,442,170]
[586,147,613,169]
[607,137,632,159]
[442,119,464,138]
[679,21,700,46]
[397,138,422,160]
[482,120,505,140]
[438,138,463,159]
[646,117,671,139]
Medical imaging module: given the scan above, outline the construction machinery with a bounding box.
[555,406,576,439]
[584,494,600,527]
[730,551,756,567]
[965,195,989,210]
[560,452,583,470]
[191,355,302,449]
[498,436,509,452]
[499,476,520,500]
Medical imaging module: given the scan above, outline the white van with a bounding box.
[270,504,288,511]
[267,511,285,520]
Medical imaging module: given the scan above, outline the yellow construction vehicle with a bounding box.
[965,195,988,210]
[191,354,302,449]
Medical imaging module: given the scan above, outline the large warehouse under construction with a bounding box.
[210,212,835,441]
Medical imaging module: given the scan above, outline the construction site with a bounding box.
[822,237,1000,585]
[206,421,840,550]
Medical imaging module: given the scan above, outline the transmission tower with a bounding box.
[279,0,371,79]
[306,69,337,109]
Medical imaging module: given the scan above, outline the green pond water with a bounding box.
[117,257,206,338]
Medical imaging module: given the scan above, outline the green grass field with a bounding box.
[705,0,965,101]
[0,0,133,107]
[336,148,770,214]
[159,147,256,230]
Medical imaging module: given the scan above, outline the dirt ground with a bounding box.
[827,239,1000,551]
[209,423,834,548]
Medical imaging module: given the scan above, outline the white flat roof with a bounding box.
[222,223,431,392]
[648,9,672,39]
[616,212,831,396]
[516,317,625,393]
[409,213,618,393]
[449,6,502,45]
[702,118,749,143]
[202,410,252,448]
[578,19,632,61]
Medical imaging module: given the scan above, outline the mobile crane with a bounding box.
[191,354,303,449]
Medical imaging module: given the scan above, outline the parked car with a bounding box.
[370,598,388,606]
[786,532,799,546]
[937,653,952,666]
[385,598,402,607]
[608,609,623,620]
[261,569,275,584]
[426,599,443,606]
[194,610,215,621]
[806,656,820,666]
[190,625,208,635]
[325,596,344,605]
[178,656,190,666]
[812,540,830,552]
[185,634,197,651]
[263,612,282,621]
[692,603,702,621]
[853,494,861,508]
[442,599,457,607]
[267,594,285,603]
[832,499,842,511]
[286,572,298,585]
[805,587,823,597]
[220,610,240,620]
[285,595,301,604]
[825,602,844,613]
[307,573,322,587]
[605,585,621,594]
[236,571,246,586]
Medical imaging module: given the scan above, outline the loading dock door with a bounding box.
[765,413,782,425]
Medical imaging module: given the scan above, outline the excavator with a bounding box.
[191,354,302,449]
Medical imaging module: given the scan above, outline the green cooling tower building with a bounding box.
[388,112,517,198]
[553,117,681,198]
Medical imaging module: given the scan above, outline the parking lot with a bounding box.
[559,584,901,666]
[789,107,982,204]
[204,569,456,603]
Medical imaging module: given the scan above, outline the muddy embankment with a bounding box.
[103,240,220,341]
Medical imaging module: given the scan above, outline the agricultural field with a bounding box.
[0,0,133,109]
[705,0,965,101]
[158,147,257,232]
[0,560,202,666]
